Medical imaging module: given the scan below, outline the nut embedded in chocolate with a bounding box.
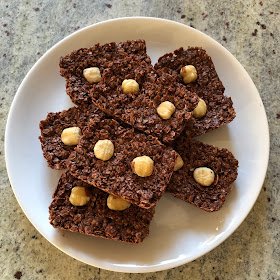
[67,119,177,209]
[167,136,238,212]
[155,47,236,137]
[49,171,155,244]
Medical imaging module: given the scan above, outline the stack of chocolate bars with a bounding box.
[39,39,238,244]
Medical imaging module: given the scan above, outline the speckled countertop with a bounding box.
[1,1,279,279]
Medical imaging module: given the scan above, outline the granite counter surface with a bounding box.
[0,0,279,279]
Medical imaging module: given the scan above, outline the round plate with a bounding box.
[5,17,269,273]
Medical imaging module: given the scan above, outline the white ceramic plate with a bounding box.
[5,17,269,273]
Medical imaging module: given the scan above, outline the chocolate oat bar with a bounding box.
[168,136,238,212]
[39,105,105,169]
[90,56,199,143]
[60,39,151,105]
[155,47,236,137]
[67,119,177,209]
[49,171,155,244]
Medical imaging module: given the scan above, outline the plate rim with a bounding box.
[5,16,270,273]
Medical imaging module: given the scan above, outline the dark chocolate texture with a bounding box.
[39,105,105,169]
[49,171,155,244]
[155,47,236,137]
[168,136,238,212]
[91,57,199,143]
[67,119,177,209]
[60,39,151,105]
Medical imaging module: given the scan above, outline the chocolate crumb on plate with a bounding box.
[49,171,155,244]
[67,119,177,209]
[155,47,236,137]
[39,105,105,169]
[167,136,238,212]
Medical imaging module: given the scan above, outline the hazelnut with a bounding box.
[157,101,176,120]
[61,127,82,146]
[193,98,207,118]
[121,79,139,94]
[193,167,215,186]
[180,65,198,84]
[94,139,114,161]
[174,154,184,171]
[69,187,91,206]
[107,194,131,211]
[83,67,101,83]
[131,156,154,177]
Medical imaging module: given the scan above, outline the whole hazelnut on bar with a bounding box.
[94,139,114,161]
[122,79,139,94]
[131,156,154,177]
[157,101,176,120]
[69,187,91,206]
[193,167,215,186]
[193,98,207,118]
[174,154,184,171]
[83,67,101,83]
[180,65,198,84]
[61,127,82,146]
[107,194,131,211]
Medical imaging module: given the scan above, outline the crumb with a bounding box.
[202,13,208,20]
[267,197,271,202]
[3,54,6,58]
[34,7,39,11]
[271,218,276,222]
[73,3,76,8]
[259,13,263,16]
[226,22,229,29]
[269,11,274,14]
[220,11,224,15]
[261,24,266,29]
[177,8,181,13]
[5,30,10,36]
[259,1,263,6]
[270,33,274,38]
[276,113,280,118]
[105,4,112,8]
[190,23,195,28]
[222,36,227,42]
[256,21,260,25]
[14,271,22,279]
[263,187,266,191]
[273,50,276,54]
[215,277,219,280]
[181,15,186,19]
[213,267,215,269]
[3,23,7,27]
[252,29,258,36]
